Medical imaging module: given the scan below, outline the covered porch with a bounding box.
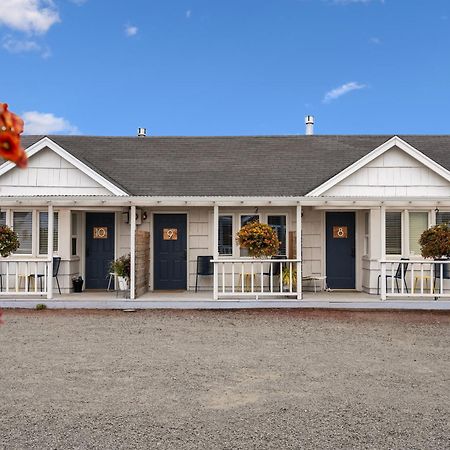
[2,197,450,305]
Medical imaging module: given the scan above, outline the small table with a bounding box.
[302,276,327,293]
[413,275,434,294]
[238,273,257,292]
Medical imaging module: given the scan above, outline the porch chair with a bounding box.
[377,258,409,295]
[29,256,62,294]
[195,255,214,292]
[263,256,287,288]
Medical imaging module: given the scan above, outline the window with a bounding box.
[71,213,79,256]
[13,211,33,254]
[39,212,58,254]
[0,211,5,226]
[436,212,450,225]
[364,212,369,256]
[409,212,428,255]
[241,215,259,227]
[386,212,402,255]
[240,215,259,256]
[268,215,287,256]
[218,215,233,255]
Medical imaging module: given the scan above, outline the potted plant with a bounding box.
[72,276,84,293]
[236,221,280,258]
[282,266,297,291]
[0,225,19,257]
[419,223,450,279]
[109,254,131,290]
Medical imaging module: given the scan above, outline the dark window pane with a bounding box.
[437,212,450,225]
[14,212,33,254]
[39,212,58,254]
[386,212,401,255]
[218,215,232,255]
[268,215,286,256]
[72,238,78,256]
[0,211,5,226]
[240,215,259,256]
[241,215,259,226]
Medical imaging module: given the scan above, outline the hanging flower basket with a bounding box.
[0,225,20,257]
[236,221,280,258]
[419,223,450,279]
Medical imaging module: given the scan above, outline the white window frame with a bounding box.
[12,210,34,256]
[385,210,404,257]
[385,208,433,258]
[238,214,260,257]
[37,210,59,256]
[218,214,234,257]
[407,210,429,257]
[71,212,81,257]
[363,211,370,257]
[6,208,59,257]
[267,213,288,257]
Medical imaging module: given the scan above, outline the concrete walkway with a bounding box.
[1,290,450,310]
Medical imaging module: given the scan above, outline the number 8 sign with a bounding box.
[333,226,348,239]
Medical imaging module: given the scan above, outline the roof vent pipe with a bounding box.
[305,115,314,136]
[137,127,147,137]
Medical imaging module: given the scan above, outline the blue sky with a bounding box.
[1,0,450,136]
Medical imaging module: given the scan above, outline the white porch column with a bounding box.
[130,205,136,300]
[380,205,386,300]
[296,204,302,300]
[47,204,54,300]
[213,205,219,300]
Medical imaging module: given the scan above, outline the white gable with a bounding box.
[0,147,113,196]
[323,146,450,197]
[307,136,450,197]
[0,137,128,197]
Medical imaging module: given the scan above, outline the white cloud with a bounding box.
[125,24,138,37]
[186,10,192,19]
[22,111,79,135]
[0,0,60,34]
[323,81,367,103]
[70,0,87,4]
[2,35,50,57]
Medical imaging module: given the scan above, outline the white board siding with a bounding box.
[301,207,323,284]
[324,146,450,197]
[0,148,112,196]
[188,207,211,290]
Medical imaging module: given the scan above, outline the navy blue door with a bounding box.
[326,212,355,289]
[154,214,187,290]
[85,213,115,289]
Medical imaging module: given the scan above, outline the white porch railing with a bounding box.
[379,259,450,300]
[0,258,50,296]
[212,258,302,299]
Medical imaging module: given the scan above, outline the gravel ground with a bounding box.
[0,309,449,450]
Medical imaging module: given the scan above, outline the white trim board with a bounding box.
[306,136,450,197]
[0,137,128,196]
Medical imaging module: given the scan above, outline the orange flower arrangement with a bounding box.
[236,221,280,258]
[0,103,27,168]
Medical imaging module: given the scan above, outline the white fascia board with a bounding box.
[0,136,129,196]
[2,195,450,208]
[305,136,450,197]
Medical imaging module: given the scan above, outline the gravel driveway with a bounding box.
[0,309,449,450]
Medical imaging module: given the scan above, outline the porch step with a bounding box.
[1,299,450,310]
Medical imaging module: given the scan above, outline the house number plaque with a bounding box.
[93,226,108,239]
[163,228,178,240]
[333,226,348,239]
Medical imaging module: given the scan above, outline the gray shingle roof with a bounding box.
[19,135,450,196]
